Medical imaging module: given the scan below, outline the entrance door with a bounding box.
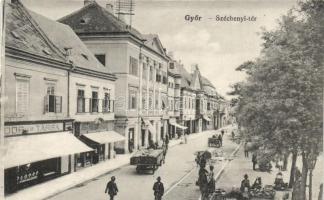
[141,130,145,146]
[160,127,164,140]
[128,128,135,152]
[148,132,152,143]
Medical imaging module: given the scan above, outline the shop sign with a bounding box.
[4,123,64,136]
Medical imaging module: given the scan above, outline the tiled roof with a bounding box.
[29,10,113,75]
[178,65,193,89]
[201,76,215,89]
[142,34,166,57]
[5,1,65,62]
[58,2,143,40]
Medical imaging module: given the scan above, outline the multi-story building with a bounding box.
[167,57,186,138]
[30,9,121,170]
[59,1,169,153]
[178,64,227,135]
[3,1,93,193]
[178,65,198,134]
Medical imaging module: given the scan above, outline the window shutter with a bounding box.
[55,96,62,113]
[44,95,49,113]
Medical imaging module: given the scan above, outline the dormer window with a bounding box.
[80,17,90,24]
[11,31,20,39]
[42,49,51,55]
[81,53,88,60]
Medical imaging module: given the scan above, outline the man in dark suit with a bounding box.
[252,153,257,170]
[105,176,118,200]
[153,176,164,200]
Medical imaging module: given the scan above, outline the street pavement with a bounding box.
[47,128,235,200]
[164,129,240,200]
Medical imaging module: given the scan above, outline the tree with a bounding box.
[230,0,323,199]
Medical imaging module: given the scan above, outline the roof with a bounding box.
[178,65,193,89]
[201,76,215,89]
[29,10,113,75]
[5,1,65,62]
[142,34,166,57]
[58,1,143,40]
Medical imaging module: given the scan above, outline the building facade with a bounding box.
[3,1,93,194]
[30,8,121,170]
[59,1,169,153]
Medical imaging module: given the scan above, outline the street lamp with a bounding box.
[307,152,317,200]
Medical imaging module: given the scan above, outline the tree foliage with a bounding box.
[231,1,323,194]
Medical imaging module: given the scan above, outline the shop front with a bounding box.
[169,118,188,137]
[4,131,93,194]
[80,131,125,164]
[74,120,115,169]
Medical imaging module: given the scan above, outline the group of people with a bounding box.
[197,158,216,200]
[105,176,165,200]
[240,174,263,199]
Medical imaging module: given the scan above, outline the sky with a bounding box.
[21,0,298,98]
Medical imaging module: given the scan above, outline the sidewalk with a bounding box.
[5,129,218,200]
[217,146,324,200]
[217,147,292,200]
[164,125,240,200]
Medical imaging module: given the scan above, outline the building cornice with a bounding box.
[72,67,117,81]
[6,46,117,82]
[5,46,71,70]
[78,33,169,62]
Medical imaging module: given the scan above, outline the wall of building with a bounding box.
[69,72,115,122]
[4,57,68,124]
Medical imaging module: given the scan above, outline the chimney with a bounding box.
[106,3,114,14]
[84,0,95,6]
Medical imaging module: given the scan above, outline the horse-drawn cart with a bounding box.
[208,137,222,148]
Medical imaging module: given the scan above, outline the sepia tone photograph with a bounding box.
[0,0,323,199]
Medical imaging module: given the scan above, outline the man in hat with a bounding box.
[153,176,164,200]
[240,174,251,192]
[105,176,118,200]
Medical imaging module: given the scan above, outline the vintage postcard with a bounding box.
[0,0,323,199]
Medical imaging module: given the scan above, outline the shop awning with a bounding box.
[169,119,188,130]
[82,131,125,144]
[4,132,93,169]
[143,119,156,135]
[203,115,212,122]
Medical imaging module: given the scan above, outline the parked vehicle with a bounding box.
[130,147,165,174]
[208,137,222,148]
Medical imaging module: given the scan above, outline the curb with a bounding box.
[215,142,241,183]
[198,142,242,200]
[8,130,214,200]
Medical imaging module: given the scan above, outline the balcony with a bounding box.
[77,97,114,114]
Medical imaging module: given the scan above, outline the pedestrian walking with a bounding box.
[244,141,249,158]
[231,131,235,140]
[207,165,215,196]
[164,135,169,152]
[197,161,209,200]
[318,183,323,200]
[252,153,257,170]
[105,176,118,200]
[184,133,188,144]
[218,134,223,146]
[153,176,164,200]
[221,130,224,137]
